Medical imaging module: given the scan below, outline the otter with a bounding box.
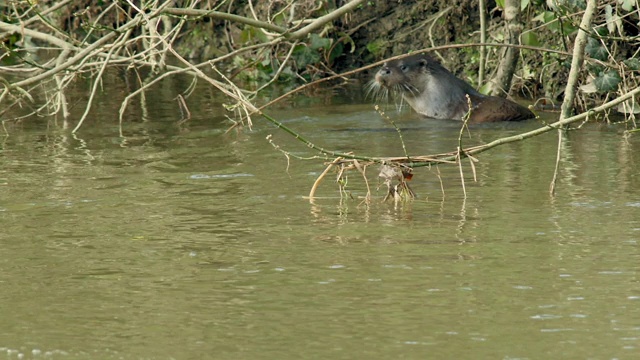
[372,54,535,123]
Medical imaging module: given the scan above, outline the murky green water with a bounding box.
[1,76,640,359]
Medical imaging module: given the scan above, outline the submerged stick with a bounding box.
[309,157,342,199]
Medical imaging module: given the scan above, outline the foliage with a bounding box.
[489,0,633,116]
[1,0,639,127]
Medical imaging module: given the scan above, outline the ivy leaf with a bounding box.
[585,38,608,61]
[293,45,320,68]
[617,99,640,114]
[623,58,640,70]
[593,70,621,92]
[532,11,555,24]
[309,34,331,50]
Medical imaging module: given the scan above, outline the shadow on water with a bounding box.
[1,74,640,359]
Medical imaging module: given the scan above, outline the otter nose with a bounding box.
[375,66,393,86]
[378,66,391,76]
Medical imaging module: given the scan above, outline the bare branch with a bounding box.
[288,0,366,39]
[162,8,288,34]
[163,0,366,40]
[0,20,76,50]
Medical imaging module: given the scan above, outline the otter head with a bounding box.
[369,54,478,119]
[373,54,435,98]
[368,54,444,116]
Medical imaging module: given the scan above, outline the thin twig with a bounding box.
[251,40,300,95]
[436,165,445,200]
[375,105,411,159]
[550,0,597,196]
[72,28,134,133]
[352,160,372,204]
[6,7,149,89]
[478,0,487,85]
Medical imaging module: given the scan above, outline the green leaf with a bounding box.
[521,31,539,46]
[309,34,331,50]
[478,82,492,95]
[532,11,554,23]
[623,58,640,70]
[293,45,320,68]
[594,26,609,36]
[532,10,577,34]
[585,38,608,61]
[593,70,621,92]
[521,0,530,11]
[366,39,386,56]
[495,0,505,8]
[561,20,577,35]
[328,42,343,64]
[239,26,267,43]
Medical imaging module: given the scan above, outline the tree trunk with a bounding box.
[488,0,522,97]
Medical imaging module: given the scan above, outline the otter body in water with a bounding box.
[373,54,535,123]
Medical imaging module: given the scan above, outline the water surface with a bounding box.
[1,77,639,359]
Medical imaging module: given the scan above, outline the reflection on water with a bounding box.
[1,77,640,359]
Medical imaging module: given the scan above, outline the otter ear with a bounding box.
[417,58,428,68]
